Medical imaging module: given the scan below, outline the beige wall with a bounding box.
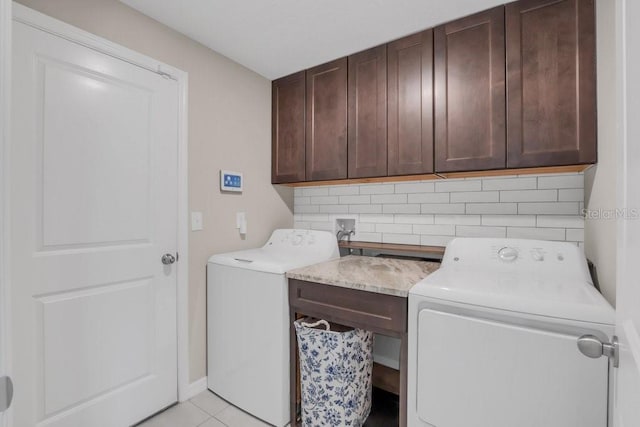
[15,0,294,381]
[584,0,617,306]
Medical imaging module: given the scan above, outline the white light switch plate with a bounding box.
[191,211,203,231]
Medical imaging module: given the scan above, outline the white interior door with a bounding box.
[615,1,640,426]
[11,18,178,427]
[0,0,10,425]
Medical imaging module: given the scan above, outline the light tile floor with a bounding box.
[137,390,271,427]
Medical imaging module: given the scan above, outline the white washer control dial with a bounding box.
[531,249,545,261]
[498,247,519,262]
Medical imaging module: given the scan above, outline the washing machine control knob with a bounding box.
[531,249,544,261]
[498,247,519,262]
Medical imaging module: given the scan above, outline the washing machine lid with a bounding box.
[207,229,340,274]
[410,238,615,325]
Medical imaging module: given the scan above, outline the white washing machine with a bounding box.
[207,229,339,426]
[408,238,616,427]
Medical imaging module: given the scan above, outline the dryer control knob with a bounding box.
[531,249,544,261]
[498,247,519,262]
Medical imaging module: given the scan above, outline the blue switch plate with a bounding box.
[220,170,243,192]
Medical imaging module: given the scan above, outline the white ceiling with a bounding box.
[120,0,506,80]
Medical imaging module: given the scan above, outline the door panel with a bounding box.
[348,45,387,178]
[39,59,151,248]
[41,279,153,415]
[417,309,608,427]
[272,71,305,183]
[434,7,506,173]
[12,20,178,427]
[387,30,434,176]
[616,1,640,425]
[506,0,596,168]
[306,58,348,181]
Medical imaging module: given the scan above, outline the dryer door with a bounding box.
[416,308,609,427]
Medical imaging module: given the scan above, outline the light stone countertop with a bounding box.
[286,255,440,297]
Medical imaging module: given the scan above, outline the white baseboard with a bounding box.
[182,376,208,401]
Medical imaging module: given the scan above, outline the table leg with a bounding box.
[290,308,299,427]
[399,332,408,427]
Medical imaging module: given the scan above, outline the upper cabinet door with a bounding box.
[434,7,506,173]
[506,0,596,168]
[272,71,306,183]
[306,58,348,181]
[387,30,434,176]
[348,46,388,178]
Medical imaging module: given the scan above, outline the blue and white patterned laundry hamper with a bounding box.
[294,319,374,427]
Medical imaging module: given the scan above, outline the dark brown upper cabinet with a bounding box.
[272,71,306,183]
[306,58,348,181]
[434,7,506,173]
[348,46,388,178]
[506,0,596,168]
[387,30,434,176]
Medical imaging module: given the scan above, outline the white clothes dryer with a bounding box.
[408,238,615,427]
[207,229,339,426]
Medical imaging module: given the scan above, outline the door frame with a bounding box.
[8,3,193,407]
[0,0,11,424]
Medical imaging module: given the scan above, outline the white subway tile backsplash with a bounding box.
[481,215,536,227]
[382,233,421,245]
[435,214,482,225]
[421,203,466,214]
[310,196,340,205]
[319,204,349,214]
[360,214,394,224]
[301,213,329,222]
[383,204,421,214]
[371,194,408,204]
[349,205,383,214]
[536,215,584,228]
[507,227,566,241]
[466,203,518,215]
[310,222,333,231]
[408,193,450,204]
[450,191,499,203]
[420,235,455,247]
[435,179,482,192]
[482,177,537,191]
[294,197,311,206]
[293,172,584,246]
[395,182,435,193]
[358,223,376,232]
[518,202,580,215]
[294,221,310,229]
[360,184,395,194]
[559,189,585,202]
[340,195,371,204]
[329,186,360,196]
[376,223,413,234]
[394,214,435,225]
[537,174,584,189]
[500,190,557,202]
[296,205,320,214]
[413,224,456,236]
[456,226,506,238]
[301,187,329,196]
[354,232,382,243]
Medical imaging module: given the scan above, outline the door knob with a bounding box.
[577,334,619,368]
[0,376,13,412]
[161,254,176,265]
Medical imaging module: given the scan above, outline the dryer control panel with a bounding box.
[442,238,590,283]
